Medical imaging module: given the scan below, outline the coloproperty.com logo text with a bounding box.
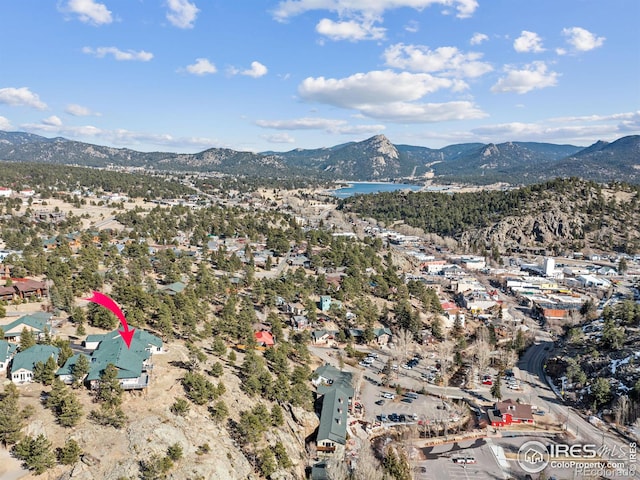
[517,440,637,477]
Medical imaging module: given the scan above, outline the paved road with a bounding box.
[517,331,633,453]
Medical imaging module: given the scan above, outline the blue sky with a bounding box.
[0,0,638,153]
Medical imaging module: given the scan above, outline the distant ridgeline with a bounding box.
[0,162,194,200]
[1,130,638,184]
[339,178,640,254]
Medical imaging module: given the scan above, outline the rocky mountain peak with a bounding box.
[365,134,399,159]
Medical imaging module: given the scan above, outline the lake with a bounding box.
[332,182,422,198]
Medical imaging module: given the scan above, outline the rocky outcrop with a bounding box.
[459,210,589,253]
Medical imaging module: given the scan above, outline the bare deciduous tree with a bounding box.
[614,395,630,426]
[393,328,416,367]
[352,440,384,480]
[326,452,350,480]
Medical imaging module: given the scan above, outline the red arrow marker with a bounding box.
[85,291,135,348]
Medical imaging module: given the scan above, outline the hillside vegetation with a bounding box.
[340,178,640,254]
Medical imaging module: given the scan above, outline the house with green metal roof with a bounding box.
[83,329,164,355]
[0,340,17,375]
[75,328,163,390]
[85,339,150,390]
[312,364,354,457]
[1,312,53,344]
[159,281,186,296]
[316,386,350,455]
[10,344,59,384]
[312,364,354,398]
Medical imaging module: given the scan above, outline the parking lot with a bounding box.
[411,439,506,480]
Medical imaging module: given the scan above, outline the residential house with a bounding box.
[373,327,392,347]
[488,399,534,427]
[288,255,311,268]
[55,353,84,384]
[83,329,165,355]
[316,386,350,455]
[0,285,15,302]
[159,281,187,296]
[291,315,309,331]
[320,295,332,312]
[312,364,354,456]
[255,331,275,347]
[286,302,306,316]
[312,364,354,397]
[10,345,60,384]
[84,332,160,390]
[2,312,52,344]
[348,329,364,343]
[311,330,332,345]
[0,340,17,374]
[12,279,48,299]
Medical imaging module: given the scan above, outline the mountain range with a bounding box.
[0,130,638,184]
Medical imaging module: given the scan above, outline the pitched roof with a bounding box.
[316,386,349,445]
[2,312,52,336]
[160,281,186,295]
[314,364,354,397]
[0,340,17,362]
[496,398,534,421]
[11,345,59,373]
[55,353,82,376]
[373,327,392,337]
[85,339,145,381]
[255,331,275,346]
[83,328,161,381]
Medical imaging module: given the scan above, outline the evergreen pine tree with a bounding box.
[95,364,123,408]
[72,354,90,386]
[19,327,36,351]
[12,434,56,475]
[0,384,23,446]
[58,438,82,465]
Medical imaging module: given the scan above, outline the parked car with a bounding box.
[482,378,493,386]
[533,410,545,416]
[375,399,385,406]
[382,392,395,399]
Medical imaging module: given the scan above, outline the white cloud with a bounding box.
[166,0,199,29]
[273,0,478,22]
[65,104,100,116]
[63,0,112,25]
[184,58,217,75]
[383,43,492,78]
[19,121,220,152]
[316,18,385,41]
[356,101,486,123]
[42,116,63,127]
[491,62,559,94]
[404,20,419,33]
[299,70,458,108]
[555,48,567,56]
[256,117,385,134]
[263,133,296,144]
[0,116,13,130]
[470,32,488,45]
[82,46,153,61]
[513,30,545,53]
[240,61,268,78]
[562,27,605,52]
[0,87,47,110]
[297,70,485,122]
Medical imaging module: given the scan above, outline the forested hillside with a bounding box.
[340,178,640,254]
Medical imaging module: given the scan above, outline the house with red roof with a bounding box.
[488,398,534,427]
[255,331,275,347]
